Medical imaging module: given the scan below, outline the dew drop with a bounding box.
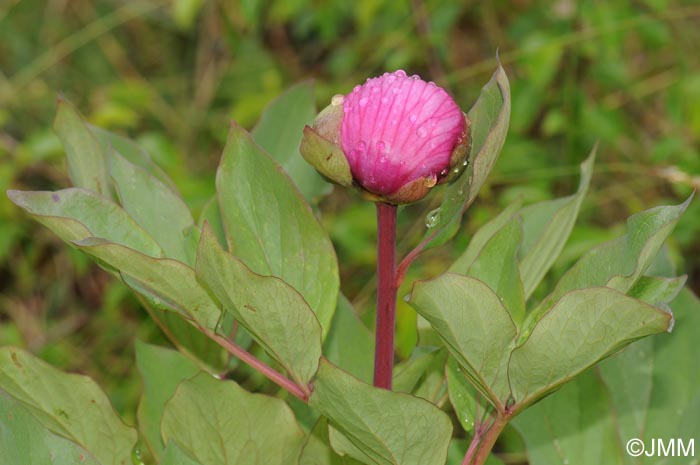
[371,86,380,92]
[411,74,420,80]
[462,159,469,166]
[383,72,390,77]
[453,167,460,174]
[428,81,436,87]
[353,85,361,93]
[359,97,369,107]
[331,94,344,106]
[409,114,418,123]
[394,70,407,78]
[357,140,367,152]
[425,208,441,228]
[439,168,449,177]
[417,127,427,138]
[376,141,386,152]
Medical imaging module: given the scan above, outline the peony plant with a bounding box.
[2,63,696,465]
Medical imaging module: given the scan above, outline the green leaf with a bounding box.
[90,125,179,193]
[424,61,510,248]
[160,442,203,465]
[409,275,517,410]
[628,275,686,306]
[513,288,700,465]
[161,373,305,465]
[197,195,227,250]
[309,359,452,465]
[0,348,136,465]
[449,199,522,274]
[217,123,339,335]
[195,224,322,387]
[299,418,365,465]
[463,217,526,325]
[445,357,477,433]
[508,287,672,410]
[54,99,110,196]
[518,150,595,298]
[0,392,100,465]
[252,82,332,201]
[323,294,374,384]
[135,341,200,461]
[522,196,691,335]
[72,238,221,330]
[109,150,196,264]
[7,188,162,256]
[392,348,447,403]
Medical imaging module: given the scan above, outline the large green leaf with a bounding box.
[0,392,100,465]
[522,197,691,336]
[161,373,305,465]
[109,150,196,265]
[508,287,672,410]
[323,295,374,384]
[0,348,136,465]
[135,341,200,461]
[54,99,110,196]
[216,123,339,335]
[160,442,203,465]
[513,288,700,465]
[72,238,221,330]
[424,62,510,248]
[252,82,331,201]
[518,150,595,298]
[7,188,162,256]
[409,275,517,410]
[309,359,452,465]
[195,224,322,387]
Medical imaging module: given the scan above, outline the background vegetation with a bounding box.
[1,0,698,449]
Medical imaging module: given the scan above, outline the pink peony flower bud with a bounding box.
[300,70,470,204]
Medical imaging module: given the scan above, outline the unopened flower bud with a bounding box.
[301,70,470,204]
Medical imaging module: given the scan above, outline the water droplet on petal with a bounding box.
[353,85,361,93]
[425,208,441,228]
[371,86,380,92]
[357,140,367,151]
[439,168,448,177]
[411,74,420,80]
[428,81,436,87]
[394,70,407,78]
[417,127,427,138]
[409,114,418,123]
[359,97,369,107]
[331,94,344,106]
[376,141,386,152]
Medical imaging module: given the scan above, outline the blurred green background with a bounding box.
[1,0,698,426]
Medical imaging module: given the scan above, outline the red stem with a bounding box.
[202,327,311,402]
[374,202,398,389]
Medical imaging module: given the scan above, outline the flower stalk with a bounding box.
[373,202,398,389]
